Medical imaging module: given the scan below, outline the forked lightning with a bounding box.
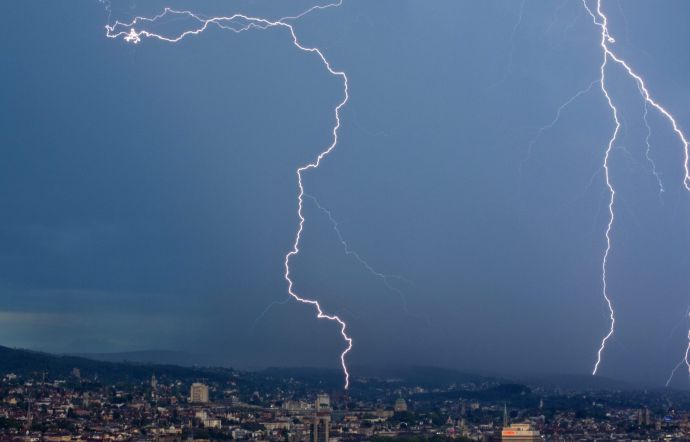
[104,1,354,389]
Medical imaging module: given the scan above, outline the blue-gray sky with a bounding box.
[2,0,690,387]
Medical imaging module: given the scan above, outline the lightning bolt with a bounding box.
[305,194,410,310]
[491,0,526,89]
[666,331,690,387]
[104,1,354,389]
[98,0,112,23]
[583,0,690,376]
[639,87,665,196]
[253,194,414,330]
[522,79,598,169]
[665,308,690,387]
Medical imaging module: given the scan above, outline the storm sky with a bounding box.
[2,0,690,387]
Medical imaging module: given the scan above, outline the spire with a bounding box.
[503,403,508,427]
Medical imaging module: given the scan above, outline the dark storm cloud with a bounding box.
[2,0,690,386]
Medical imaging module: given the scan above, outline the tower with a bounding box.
[151,374,158,400]
[312,394,331,442]
[25,399,32,432]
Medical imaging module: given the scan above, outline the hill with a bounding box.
[0,345,232,384]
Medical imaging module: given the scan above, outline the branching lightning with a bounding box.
[491,0,526,89]
[305,194,411,310]
[639,87,665,196]
[98,0,112,24]
[666,324,690,387]
[104,2,354,389]
[666,309,690,387]
[99,0,690,387]
[523,79,598,168]
[583,0,690,376]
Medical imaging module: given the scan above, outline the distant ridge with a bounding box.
[0,345,657,391]
[70,350,223,367]
[512,372,638,391]
[349,365,493,388]
[263,365,634,391]
[0,345,231,383]
[351,366,637,391]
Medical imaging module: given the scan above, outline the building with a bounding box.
[315,394,330,412]
[394,398,408,412]
[203,417,222,429]
[190,383,209,403]
[501,423,541,441]
[311,394,331,442]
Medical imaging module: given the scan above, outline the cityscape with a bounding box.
[1,346,690,441]
[3,0,690,441]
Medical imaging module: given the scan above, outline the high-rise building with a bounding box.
[312,394,331,442]
[501,423,541,441]
[316,394,330,412]
[394,398,408,412]
[190,383,209,403]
